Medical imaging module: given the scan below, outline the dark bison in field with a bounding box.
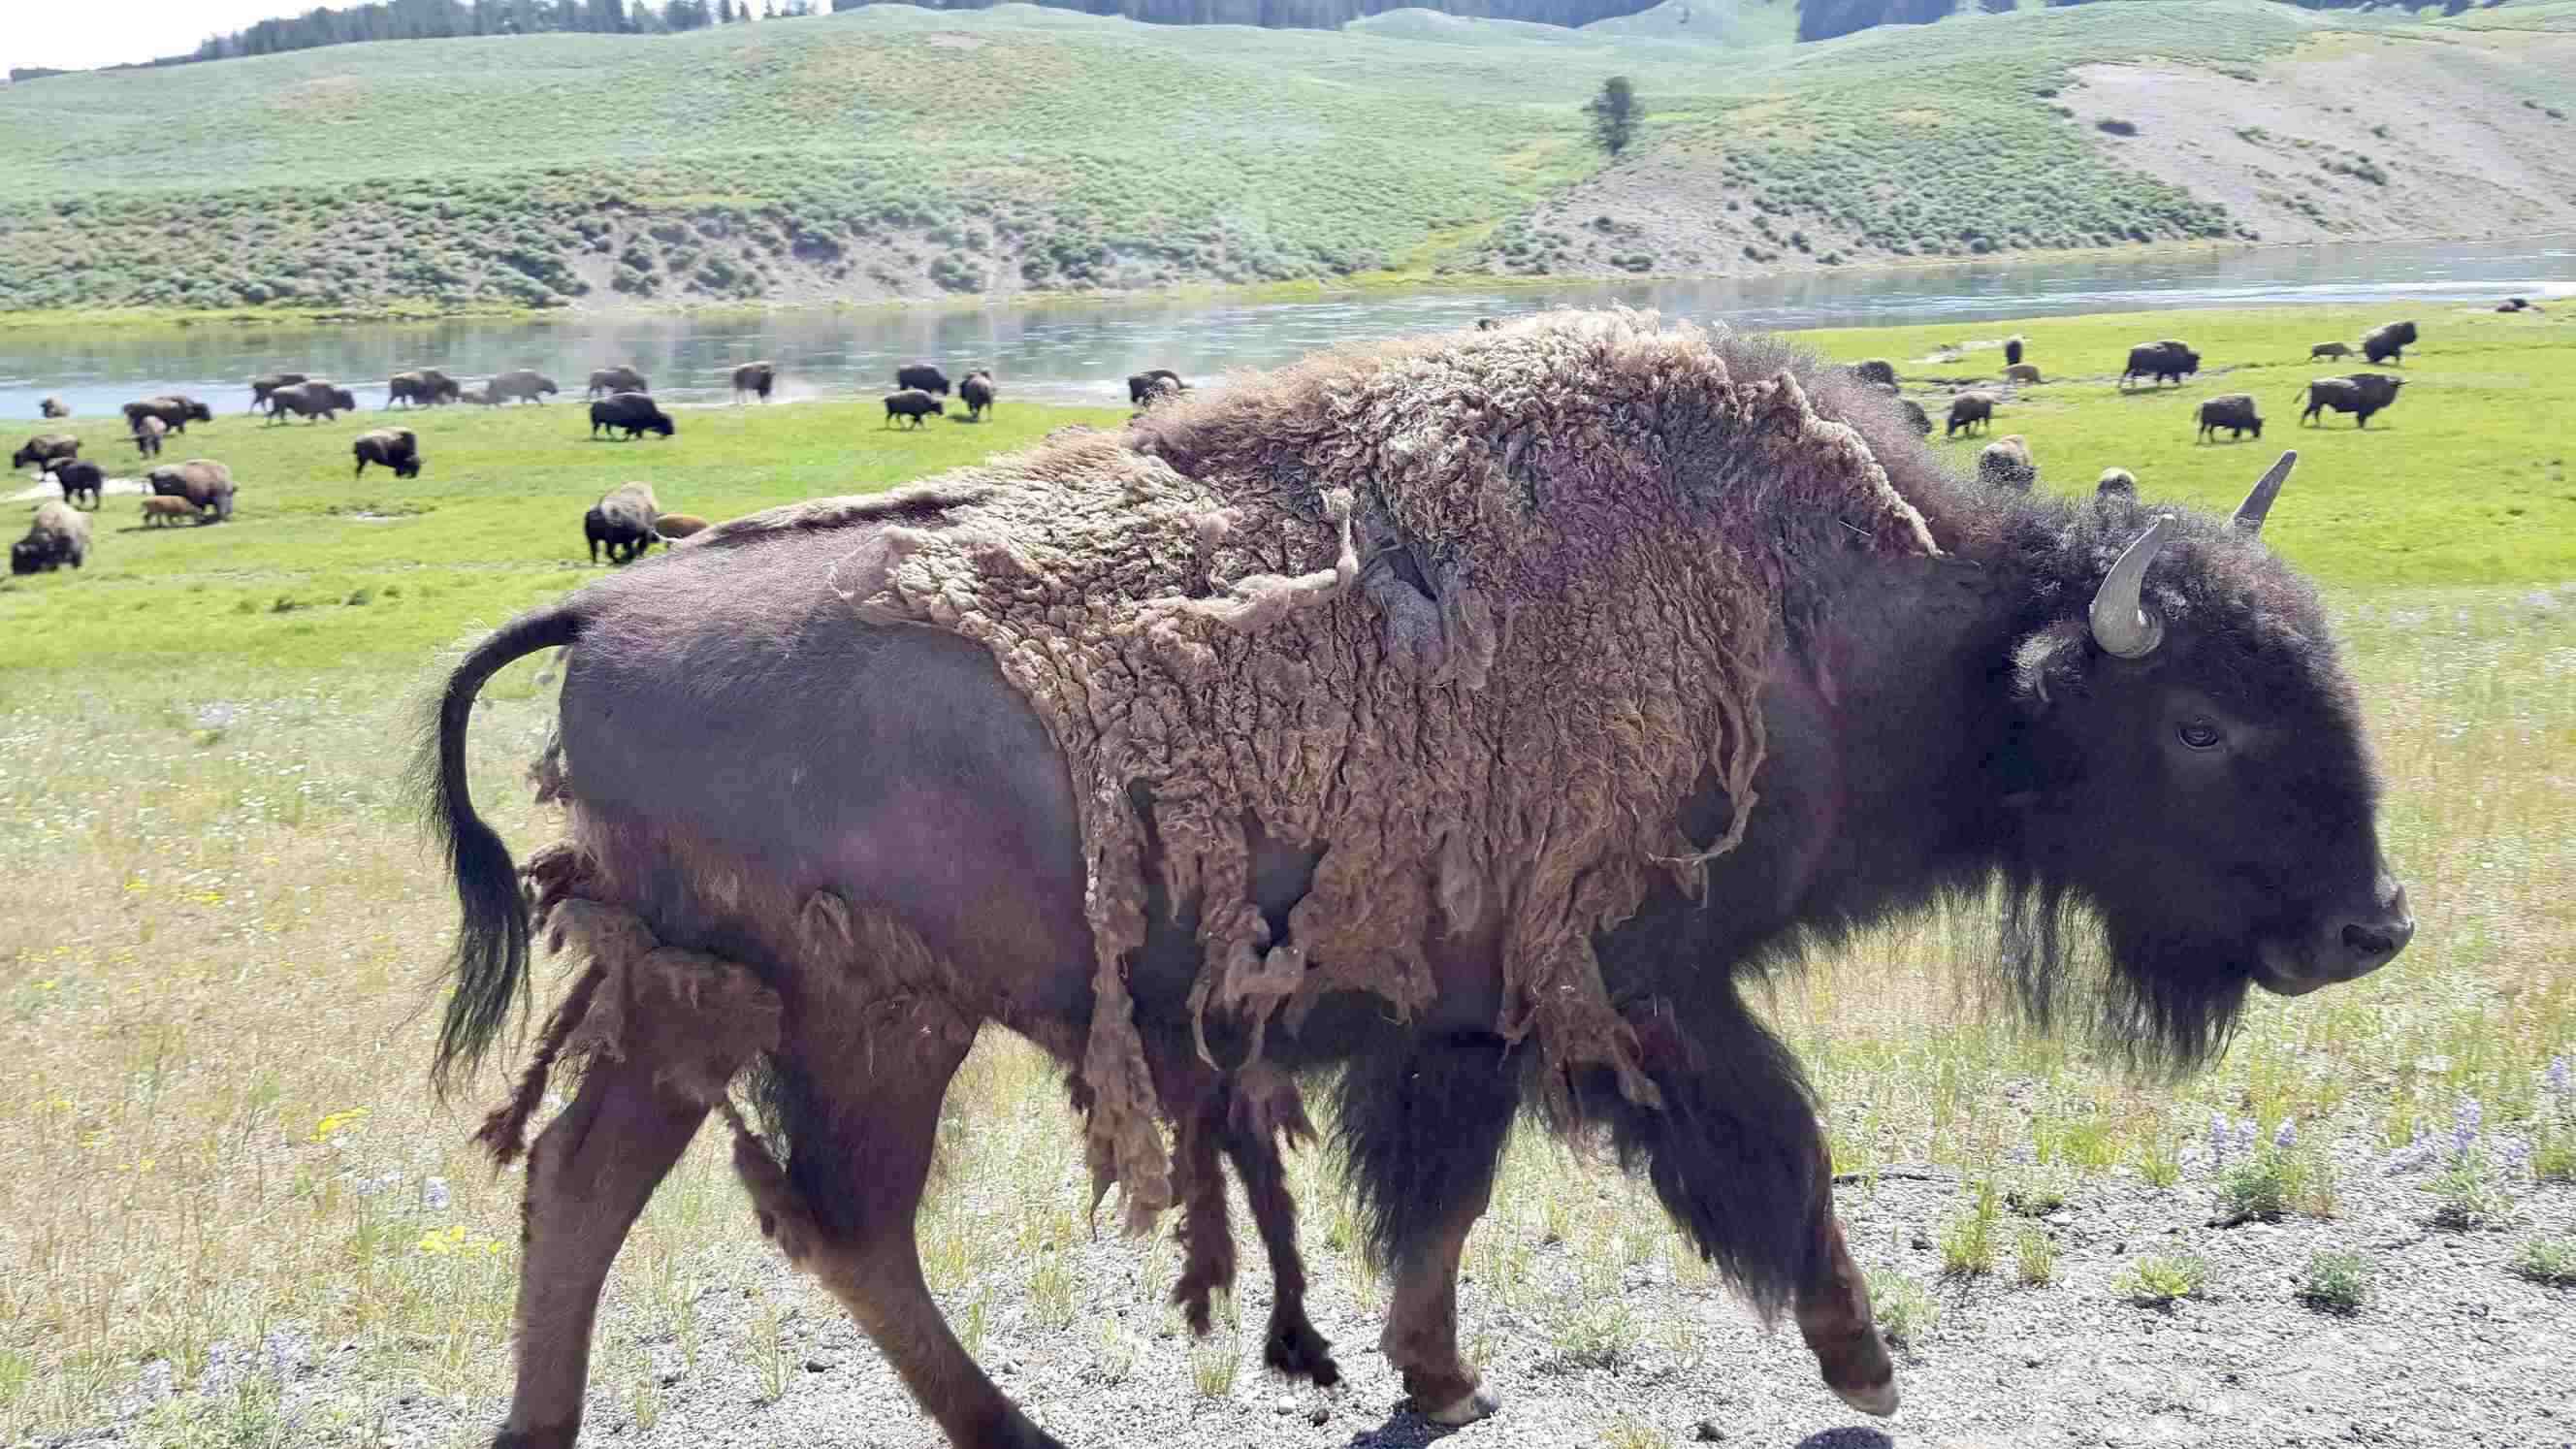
[1127,369,1185,405]
[47,458,105,509]
[148,459,236,521]
[1945,391,1995,437]
[582,482,660,564]
[1894,397,1931,436]
[353,428,422,479]
[590,392,676,440]
[587,367,649,399]
[2004,335,2025,367]
[131,415,167,458]
[2298,373,2407,429]
[14,433,78,471]
[124,396,212,434]
[2121,340,2200,389]
[39,396,68,419]
[2196,393,2263,443]
[895,364,950,396]
[389,370,462,407]
[2361,320,2418,366]
[489,370,560,405]
[732,362,776,403]
[2307,341,2353,362]
[883,389,944,428]
[266,381,358,423]
[958,370,996,422]
[12,500,90,574]
[249,372,307,412]
[423,314,2410,1449]
[1848,359,1896,389]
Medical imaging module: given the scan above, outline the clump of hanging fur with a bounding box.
[695,308,1938,1233]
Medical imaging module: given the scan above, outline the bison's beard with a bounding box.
[1994,872,2254,1077]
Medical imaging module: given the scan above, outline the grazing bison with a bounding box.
[2307,341,2353,362]
[958,370,997,422]
[895,364,950,397]
[1475,316,1499,331]
[47,458,105,509]
[12,500,90,574]
[1849,359,1896,389]
[353,429,422,480]
[249,372,307,412]
[124,396,213,433]
[589,393,676,440]
[2095,467,2138,499]
[489,370,560,405]
[132,415,168,458]
[1894,397,1932,436]
[14,433,78,471]
[2004,336,2025,367]
[266,381,358,424]
[884,389,945,428]
[2121,340,2200,389]
[140,495,198,527]
[1977,434,2035,491]
[732,362,777,403]
[2298,373,2407,429]
[583,482,661,564]
[2196,394,2263,443]
[389,370,462,407]
[2360,320,2418,366]
[424,313,2411,1449]
[1945,391,1995,437]
[39,396,68,419]
[653,512,709,544]
[1127,369,1186,405]
[148,459,236,521]
[2003,363,2043,385]
[587,367,649,399]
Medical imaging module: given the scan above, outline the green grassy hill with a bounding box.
[3,0,2570,317]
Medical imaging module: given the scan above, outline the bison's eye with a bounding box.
[2176,720,2223,751]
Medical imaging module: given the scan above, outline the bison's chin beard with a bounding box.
[1996,875,2255,1078]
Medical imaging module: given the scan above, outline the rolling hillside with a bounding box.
[1,0,2569,317]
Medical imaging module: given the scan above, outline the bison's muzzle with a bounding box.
[2256,877,2415,996]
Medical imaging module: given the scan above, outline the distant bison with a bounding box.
[459,384,499,407]
[39,396,67,419]
[1475,316,1499,331]
[2360,320,2418,366]
[1977,435,2035,491]
[2003,363,2043,385]
[2298,373,2407,430]
[12,500,90,574]
[47,458,105,509]
[653,512,709,546]
[732,362,776,403]
[584,482,661,565]
[2096,467,2138,499]
[249,372,307,412]
[1894,397,1932,436]
[2196,394,2263,444]
[586,366,649,398]
[389,370,462,407]
[131,415,168,458]
[124,396,212,434]
[1945,392,1996,438]
[958,370,996,422]
[140,495,198,527]
[488,370,560,405]
[1127,369,1185,405]
[884,389,945,428]
[14,433,78,471]
[353,428,422,480]
[2122,340,2200,389]
[895,364,950,396]
[267,380,357,423]
[2307,341,2353,362]
[2004,336,2025,367]
[590,392,675,440]
[148,459,236,521]
[1849,359,1897,389]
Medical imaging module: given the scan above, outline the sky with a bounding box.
[5,2,334,73]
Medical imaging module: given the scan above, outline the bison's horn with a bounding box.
[2089,516,2174,660]
[2231,451,2297,534]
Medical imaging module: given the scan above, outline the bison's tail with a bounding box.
[414,602,587,1098]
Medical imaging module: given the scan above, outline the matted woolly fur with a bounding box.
[692,308,1939,1232]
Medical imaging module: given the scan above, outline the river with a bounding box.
[3,236,2567,422]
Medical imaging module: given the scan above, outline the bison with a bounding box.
[732,362,777,403]
[958,370,997,422]
[124,396,212,434]
[39,396,67,419]
[1945,391,1995,438]
[583,482,661,564]
[14,433,78,471]
[489,370,560,405]
[884,389,945,428]
[2360,320,2418,366]
[148,459,236,521]
[249,372,307,412]
[1977,434,2035,491]
[266,381,357,424]
[423,315,2410,1449]
[2196,394,2263,443]
[895,364,950,397]
[353,429,422,480]
[1475,316,1499,331]
[653,512,710,544]
[1849,359,1896,389]
[389,370,462,408]
[2307,341,2353,362]
[587,367,649,399]
[1127,369,1186,406]
[47,458,105,509]
[2121,340,2199,389]
[459,384,499,407]
[2298,373,2407,429]
[2096,467,2138,499]
[589,392,676,440]
[11,500,90,574]
[132,415,168,458]
[2003,363,2043,385]
[1894,397,1931,436]
[2003,336,2025,367]
[140,495,198,527]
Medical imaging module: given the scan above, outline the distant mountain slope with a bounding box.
[0,0,2567,316]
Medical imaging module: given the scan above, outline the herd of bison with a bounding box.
[5,313,2453,576]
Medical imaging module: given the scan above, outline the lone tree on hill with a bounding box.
[1588,77,1640,159]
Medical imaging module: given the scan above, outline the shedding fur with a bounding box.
[691,309,1937,1231]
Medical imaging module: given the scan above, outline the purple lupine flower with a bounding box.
[2548,1057,2571,1098]
[2497,1138,2531,1175]
[2236,1119,2260,1157]
[2273,1118,2298,1152]
[2453,1097,2483,1160]
[2209,1112,2233,1165]
[262,1328,310,1382]
[2384,1124,2437,1175]
[422,1176,451,1211]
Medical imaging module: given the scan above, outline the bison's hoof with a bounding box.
[1424,1384,1502,1426]
[1264,1316,1340,1388]
[1831,1370,1900,1418]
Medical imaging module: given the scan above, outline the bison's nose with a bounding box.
[2329,883,2413,979]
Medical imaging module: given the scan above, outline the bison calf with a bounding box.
[884,389,945,428]
[140,495,198,527]
[2307,341,2353,362]
[2195,394,2263,444]
[653,512,709,544]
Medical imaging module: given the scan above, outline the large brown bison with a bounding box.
[132,415,167,458]
[895,363,950,396]
[249,372,307,412]
[148,459,236,521]
[1944,391,1995,437]
[14,433,78,471]
[587,366,649,399]
[353,429,422,480]
[266,381,358,424]
[2196,393,2263,443]
[423,315,2409,1449]
[124,395,212,433]
[583,482,661,564]
[1977,434,2034,490]
[958,370,997,421]
[488,370,560,405]
[2298,373,2407,429]
[1127,369,1185,405]
[39,396,68,419]
[389,370,462,407]
[47,458,105,509]
[12,500,89,574]
[732,361,776,403]
[2120,340,2199,389]
[589,393,675,440]
[2360,320,2418,366]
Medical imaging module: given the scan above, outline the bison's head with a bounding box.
[332,388,357,411]
[396,456,422,479]
[649,417,675,437]
[2003,453,2410,1065]
[186,401,213,423]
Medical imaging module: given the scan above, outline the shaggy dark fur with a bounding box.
[2122,340,2199,389]
[958,370,996,422]
[590,393,675,439]
[267,381,356,423]
[388,370,461,407]
[353,429,421,479]
[896,364,950,396]
[123,396,212,433]
[883,389,944,428]
[248,372,306,412]
[488,370,559,405]
[2361,319,2418,366]
[587,366,649,398]
[1946,391,1994,437]
[2197,394,2263,443]
[48,458,104,508]
[2299,374,2406,429]
[732,361,776,402]
[1126,369,1185,405]
[13,433,77,470]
